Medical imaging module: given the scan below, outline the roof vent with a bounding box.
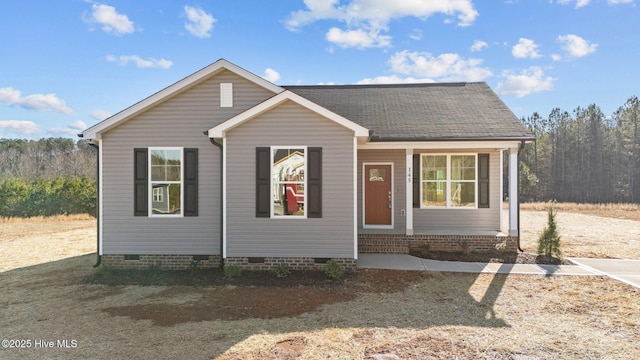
[220,83,233,107]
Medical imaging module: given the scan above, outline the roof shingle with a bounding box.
[285,82,534,141]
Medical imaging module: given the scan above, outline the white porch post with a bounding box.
[406,148,414,235]
[508,147,519,236]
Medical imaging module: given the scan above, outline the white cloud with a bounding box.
[87,3,135,35]
[470,40,488,52]
[557,34,598,58]
[0,87,73,115]
[106,55,173,69]
[184,5,216,38]
[556,0,591,8]
[496,66,556,97]
[90,109,111,120]
[285,0,478,48]
[326,27,391,48]
[357,75,435,84]
[48,120,88,137]
[409,29,423,41]
[388,50,492,82]
[263,68,281,83]
[512,38,542,59]
[0,120,41,137]
[607,0,633,4]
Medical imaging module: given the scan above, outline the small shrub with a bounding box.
[223,265,241,279]
[272,264,290,278]
[324,260,344,280]
[190,259,204,272]
[537,206,562,258]
[495,241,507,253]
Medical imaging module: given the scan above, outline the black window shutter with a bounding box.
[184,148,198,216]
[478,153,490,208]
[256,147,270,217]
[413,154,420,208]
[134,148,148,216]
[307,147,322,218]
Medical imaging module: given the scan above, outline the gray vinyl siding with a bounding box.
[357,149,407,233]
[225,101,355,258]
[412,150,502,232]
[101,70,274,254]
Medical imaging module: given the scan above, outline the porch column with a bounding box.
[508,147,519,236]
[406,148,414,235]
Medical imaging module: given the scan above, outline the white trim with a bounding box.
[270,146,308,219]
[353,137,358,259]
[359,140,522,151]
[98,140,103,256]
[222,138,227,259]
[419,153,478,209]
[148,147,184,217]
[208,90,370,139]
[82,59,284,139]
[500,150,504,232]
[362,162,394,229]
[405,148,414,236]
[509,147,519,236]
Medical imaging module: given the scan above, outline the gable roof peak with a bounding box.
[81,59,284,139]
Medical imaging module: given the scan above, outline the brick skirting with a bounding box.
[224,257,357,271]
[101,254,221,270]
[358,234,518,254]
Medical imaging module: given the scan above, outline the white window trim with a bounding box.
[419,153,478,209]
[149,147,184,217]
[270,146,308,219]
[152,187,163,202]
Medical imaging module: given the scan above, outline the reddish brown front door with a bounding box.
[364,164,392,226]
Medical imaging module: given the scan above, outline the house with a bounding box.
[80,59,534,270]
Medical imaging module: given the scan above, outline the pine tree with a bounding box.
[537,206,562,258]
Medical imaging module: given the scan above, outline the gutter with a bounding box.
[205,131,225,269]
[87,141,102,267]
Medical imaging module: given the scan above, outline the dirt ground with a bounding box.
[1,211,639,359]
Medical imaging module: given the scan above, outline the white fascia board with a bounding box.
[81,59,284,140]
[358,140,522,151]
[208,90,370,138]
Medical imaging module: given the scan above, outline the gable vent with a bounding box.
[220,83,233,107]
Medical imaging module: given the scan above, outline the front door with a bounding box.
[364,164,392,227]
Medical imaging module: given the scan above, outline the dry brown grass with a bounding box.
[1,209,639,359]
[522,202,640,221]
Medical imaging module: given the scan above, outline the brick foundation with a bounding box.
[358,234,518,254]
[224,257,357,271]
[101,254,221,270]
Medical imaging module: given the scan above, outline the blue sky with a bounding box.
[1,0,638,139]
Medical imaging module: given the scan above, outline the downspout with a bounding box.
[87,141,102,267]
[517,140,524,252]
[206,132,225,268]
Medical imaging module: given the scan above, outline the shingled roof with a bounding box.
[285,82,534,142]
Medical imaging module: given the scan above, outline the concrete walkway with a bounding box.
[568,258,640,289]
[358,254,600,276]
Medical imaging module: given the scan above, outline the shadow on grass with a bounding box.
[1,255,512,359]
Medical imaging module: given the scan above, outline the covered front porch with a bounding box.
[356,142,522,255]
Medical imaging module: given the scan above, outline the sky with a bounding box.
[0,0,638,139]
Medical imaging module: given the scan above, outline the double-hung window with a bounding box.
[421,154,477,208]
[150,148,183,216]
[271,147,306,217]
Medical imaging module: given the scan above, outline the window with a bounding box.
[152,187,163,203]
[256,147,321,218]
[150,148,183,215]
[272,147,306,217]
[134,148,198,217]
[421,154,477,208]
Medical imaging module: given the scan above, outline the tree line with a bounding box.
[0,138,97,217]
[519,96,640,204]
